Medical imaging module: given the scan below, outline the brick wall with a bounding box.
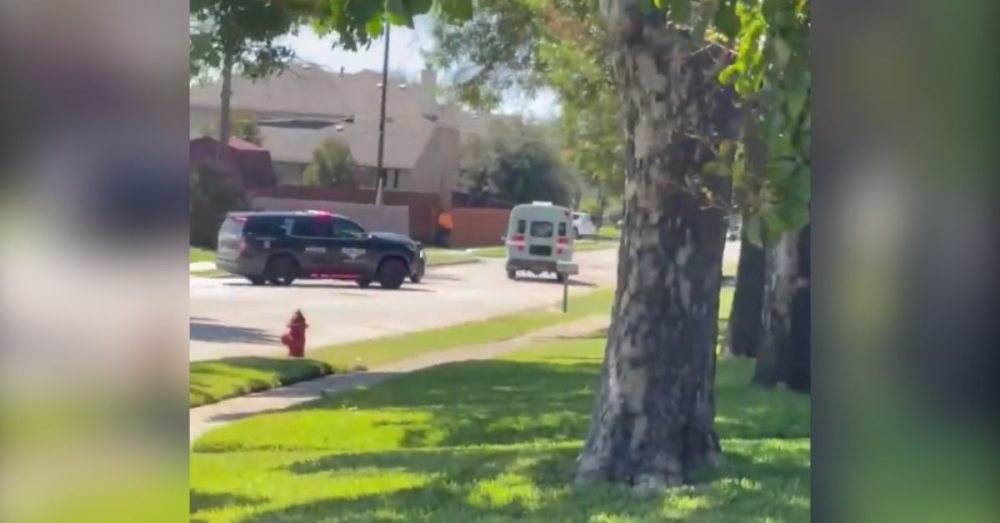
[251,186,441,242]
[250,197,410,236]
[450,207,511,248]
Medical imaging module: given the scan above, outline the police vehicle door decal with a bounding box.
[342,248,366,261]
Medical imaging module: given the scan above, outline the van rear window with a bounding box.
[558,222,567,237]
[516,220,526,234]
[530,221,554,238]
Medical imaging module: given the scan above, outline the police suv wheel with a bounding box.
[410,273,422,284]
[356,278,372,289]
[247,276,267,286]
[265,256,297,286]
[378,259,407,290]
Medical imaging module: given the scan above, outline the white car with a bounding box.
[572,212,597,238]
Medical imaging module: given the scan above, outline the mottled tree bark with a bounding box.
[723,233,765,357]
[577,1,738,490]
[752,223,810,391]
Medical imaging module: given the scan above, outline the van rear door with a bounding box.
[527,220,555,257]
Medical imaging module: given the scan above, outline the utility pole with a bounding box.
[374,19,390,206]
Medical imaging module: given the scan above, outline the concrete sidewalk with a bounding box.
[190,313,611,444]
[190,261,216,272]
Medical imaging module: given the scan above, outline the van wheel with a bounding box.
[507,269,517,280]
[265,256,297,286]
[247,276,267,286]
[556,273,566,284]
[378,259,407,290]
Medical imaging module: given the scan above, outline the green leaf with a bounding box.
[761,212,786,245]
[386,0,413,26]
[438,0,474,22]
[778,201,809,231]
[702,161,729,177]
[366,16,384,38]
[405,0,434,16]
[667,0,692,24]
[713,0,740,39]
[787,170,810,204]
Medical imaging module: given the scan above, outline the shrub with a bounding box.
[302,139,354,187]
[190,161,247,249]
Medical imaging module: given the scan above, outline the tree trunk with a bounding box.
[752,229,801,387]
[595,183,607,229]
[217,53,234,160]
[786,223,810,392]
[576,4,738,490]
[723,232,765,357]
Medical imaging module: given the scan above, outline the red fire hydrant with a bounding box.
[281,310,308,358]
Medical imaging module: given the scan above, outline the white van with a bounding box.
[504,202,575,281]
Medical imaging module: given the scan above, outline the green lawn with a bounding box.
[190,358,339,408]
[190,289,616,408]
[191,329,808,521]
[191,247,215,263]
[424,248,480,267]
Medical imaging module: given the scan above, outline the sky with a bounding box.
[278,18,558,120]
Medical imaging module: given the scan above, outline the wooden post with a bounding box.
[557,261,579,314]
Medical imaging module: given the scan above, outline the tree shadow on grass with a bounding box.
[237,441,808,522]
[192,357,810,521]
[190,319,278,344]
[190,490,264,513]
[299,357,804,448]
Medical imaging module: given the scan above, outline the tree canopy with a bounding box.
[427,0,626,217]
[189,0,300,81]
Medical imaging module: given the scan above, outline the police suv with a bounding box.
[215,210,426,289]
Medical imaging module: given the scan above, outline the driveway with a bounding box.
[189,249,618,361]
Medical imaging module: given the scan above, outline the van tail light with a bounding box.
[557,237,569,245]
[556,247,564,255]
[516,245,525,251]
[511,234,525,242]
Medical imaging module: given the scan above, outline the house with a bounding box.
[259,118,459,206]
[189,63,519,206]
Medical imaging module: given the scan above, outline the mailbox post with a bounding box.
[556,261,579,313]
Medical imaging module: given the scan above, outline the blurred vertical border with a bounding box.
[0,1,189,522]
[815,0,1000,521]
